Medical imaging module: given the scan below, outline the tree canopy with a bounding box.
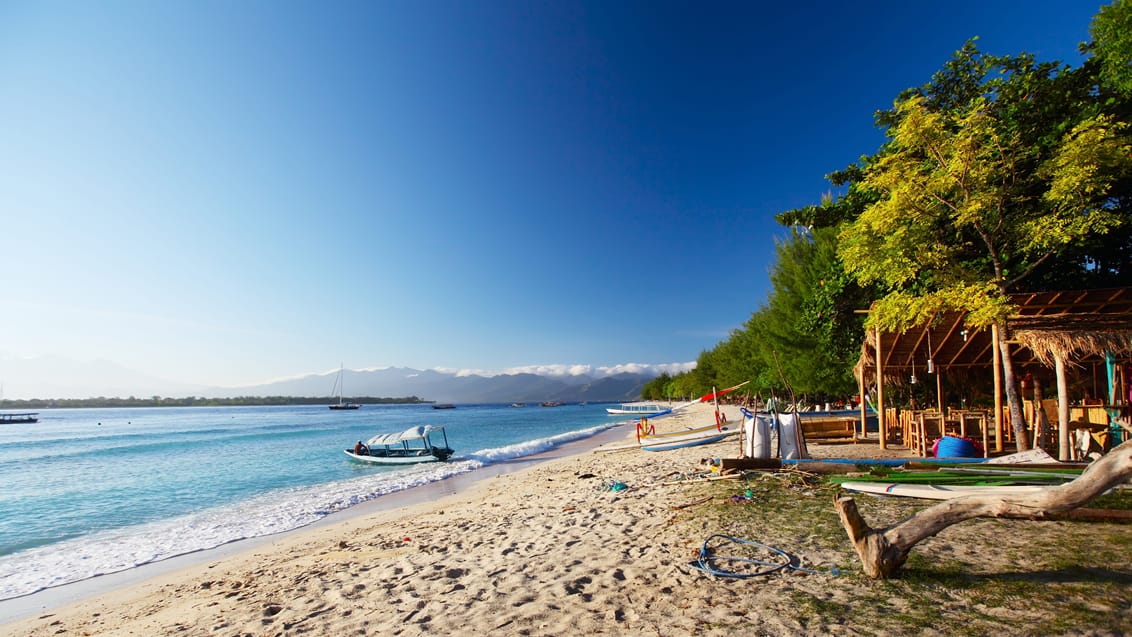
[656,4,1132,418]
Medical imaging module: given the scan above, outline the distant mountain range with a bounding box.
[0,357,669,403]
[214,367,656,404]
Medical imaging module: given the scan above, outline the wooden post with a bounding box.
[935,369,944,416]
[858,371,867,440]
[876,328,887,450]
[1055,354,1070,461]
[992,324,1004,453]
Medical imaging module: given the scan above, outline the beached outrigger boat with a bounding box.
[597,423,738,453]
[0,412,38,424]
[344,425,454,464]
[639,429,735,451]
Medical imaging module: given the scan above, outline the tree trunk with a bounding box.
[835,440,1132,579]
[1056,355,1071,462]
[997,326,1030,450]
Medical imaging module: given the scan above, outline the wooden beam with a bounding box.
[935,368,944,416]
[858,371,868,440]
[993,324,1004,453]
[876,327,887,450]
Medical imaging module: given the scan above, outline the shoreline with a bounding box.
[0,420,635,625]
[3,404,932,636]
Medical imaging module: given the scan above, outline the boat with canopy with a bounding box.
[344,425,454,464]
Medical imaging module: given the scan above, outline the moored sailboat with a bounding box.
[328,364,361,410]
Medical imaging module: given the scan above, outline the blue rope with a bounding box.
[687,534,833,579]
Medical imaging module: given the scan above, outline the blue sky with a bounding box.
[0,1,1103,394]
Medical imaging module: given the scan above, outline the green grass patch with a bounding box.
[668,471,1132,635]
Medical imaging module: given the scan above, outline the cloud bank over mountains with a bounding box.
[435,362,696,379]
[0,356,695,402]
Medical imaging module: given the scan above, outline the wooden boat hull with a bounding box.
[839,481,1054,500]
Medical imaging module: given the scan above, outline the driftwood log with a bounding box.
[835,440,1132,579]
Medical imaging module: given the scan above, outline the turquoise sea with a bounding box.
[0,403,624,601]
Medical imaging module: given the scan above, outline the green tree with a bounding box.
[1090,0,1132,97]
[840,72,1131,448]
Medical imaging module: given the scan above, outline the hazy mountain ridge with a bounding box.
[235,368,654,403]
[0,358,660,402]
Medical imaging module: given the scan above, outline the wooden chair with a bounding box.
[959,411,990,457]
[914,412,944,457]
[898,409,919,447]
[884,407,900,444]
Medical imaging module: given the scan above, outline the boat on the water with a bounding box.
[605,403,670,417]
[344,425,454,464]
[540,401,565,407]
[328,364,361,410]
[510,403,527,408]
[0,412,38,424]
[432,403,455,410]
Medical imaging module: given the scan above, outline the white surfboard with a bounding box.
[839,481,1054,500]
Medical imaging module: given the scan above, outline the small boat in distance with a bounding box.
[510,403,527,408]
[606,403,669,417]
[432,403,455,410]
[540,401,565,407]
[0,412,38,424]
[344,425,454,464]
[328,364,361,410]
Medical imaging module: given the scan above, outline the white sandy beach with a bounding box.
[4,403,1126,636]
[0,405,861,635]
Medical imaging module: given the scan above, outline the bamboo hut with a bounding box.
[856,288,1132,459]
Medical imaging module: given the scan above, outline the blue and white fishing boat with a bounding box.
[344,425,454,464]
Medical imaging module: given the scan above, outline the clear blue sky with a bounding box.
[0,1,1103,391]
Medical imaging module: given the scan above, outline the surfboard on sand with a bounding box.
[838,481,1055,501]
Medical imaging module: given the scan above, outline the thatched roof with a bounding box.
[856,287,1132,377]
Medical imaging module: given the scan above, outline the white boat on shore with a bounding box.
[344,425,454,464]
[597,423,738,453]
[640,430,734,451]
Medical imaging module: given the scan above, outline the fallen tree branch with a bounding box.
[835,440,1132,578]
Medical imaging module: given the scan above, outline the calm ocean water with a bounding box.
[0,403,624,600]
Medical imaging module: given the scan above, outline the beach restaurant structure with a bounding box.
[854,287,1132,460]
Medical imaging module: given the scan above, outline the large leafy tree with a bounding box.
[1090,0,1132,97]
[838,43,1132,448]
[670,6,1131,418]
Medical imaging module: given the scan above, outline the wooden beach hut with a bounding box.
[855,287,1132,460]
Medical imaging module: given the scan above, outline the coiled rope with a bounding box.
[686,534,831,579]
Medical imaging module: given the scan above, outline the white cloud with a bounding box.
[430,362,697,378]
